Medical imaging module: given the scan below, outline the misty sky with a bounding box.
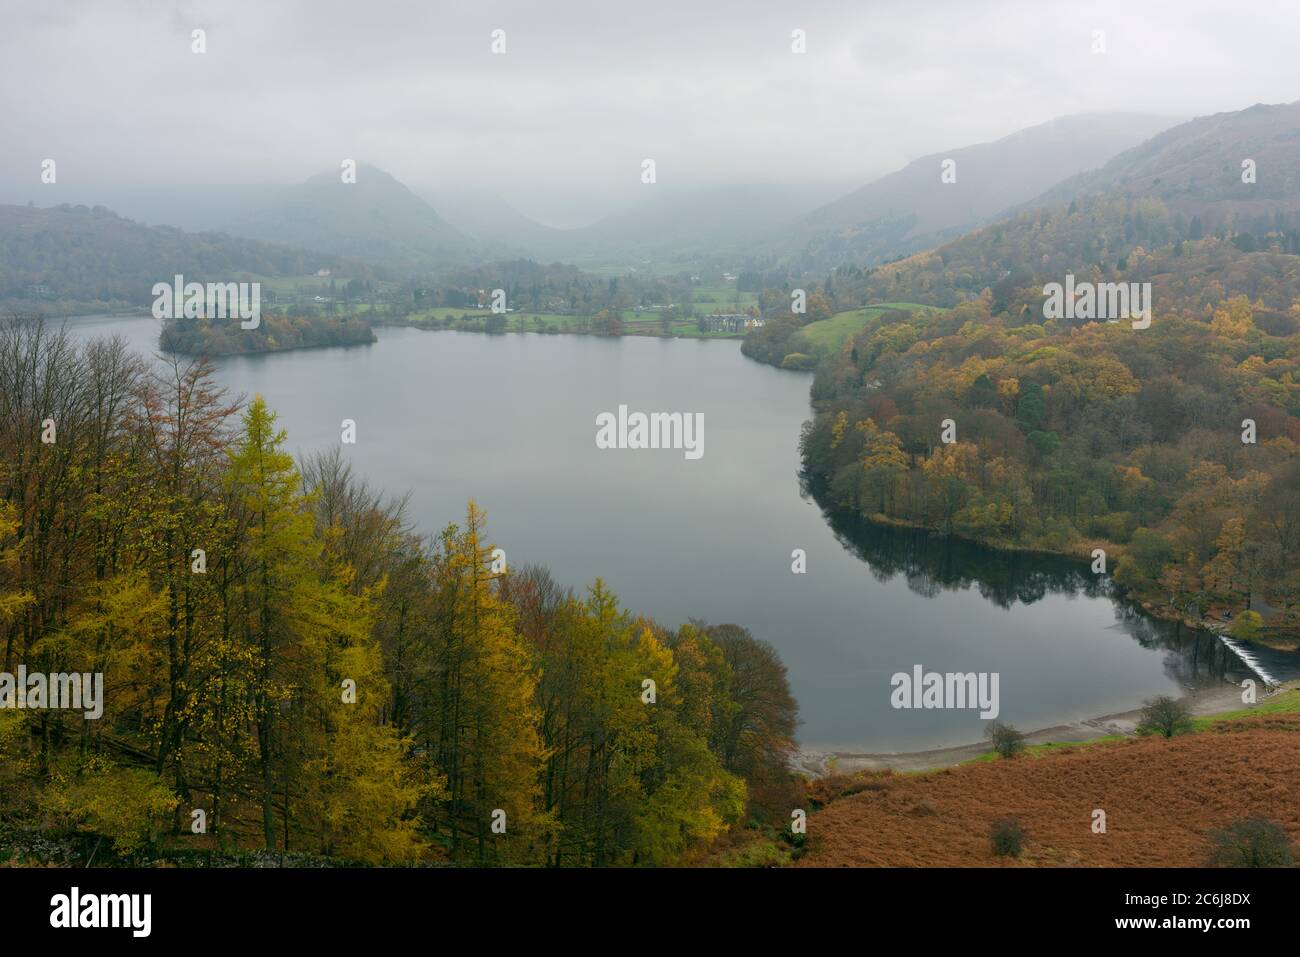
[2,0,1298,227]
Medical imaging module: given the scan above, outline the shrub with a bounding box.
[990,818,1026,858]
[1136,695,1194,739]
[781,352,816,371]
[1229,610,1264,643]
[1207,818,1295,867]
[984,721,1026,758]
[38,758,179,858]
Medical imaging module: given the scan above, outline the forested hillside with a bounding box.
[792,221,1300,639]
[227,166,477,272]
[766,104,1300,642]
[0,317,799,866]
[829,194,1300,313]
[0,204,378,317]
[1028,102,1300,228]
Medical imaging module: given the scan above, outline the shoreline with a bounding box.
[807,484,1298,656]
[793,680,1296,778]
[374,316,749,343]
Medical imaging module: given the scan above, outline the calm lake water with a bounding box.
[62,314,1295,752]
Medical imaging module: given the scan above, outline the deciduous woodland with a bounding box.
[0,317,798,866]
[768,198,1300,642]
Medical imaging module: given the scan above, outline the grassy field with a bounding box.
[290,274,758,340]
[380,302,748,339]
[261,272,760,331]
[509,313,742,338]
[416,306,491,320]
[690,281,759,313]
[1190,688,1300,727]
[513,313,590,329]
[799,301,934,355]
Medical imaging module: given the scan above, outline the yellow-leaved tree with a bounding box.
[421,502,551,864]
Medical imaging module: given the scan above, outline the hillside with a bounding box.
[830,194,1300,314]
[766,112,1179,271]
[424,188,567,260]
[228,165,477,272]
[794,706,1300,867]
[552,182,847,265]
[798,241,1300,638]
[817,103,1300,312]
[772,100,1300,643]
[0,203,374,316]
[1029,101,1300,230]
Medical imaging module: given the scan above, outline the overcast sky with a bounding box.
[2,0,1298,227]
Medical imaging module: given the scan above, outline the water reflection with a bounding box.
[816,491,1299,693]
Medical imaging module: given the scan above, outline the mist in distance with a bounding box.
[3,0,1299,230]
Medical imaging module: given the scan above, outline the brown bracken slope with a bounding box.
[797,718,1300,867]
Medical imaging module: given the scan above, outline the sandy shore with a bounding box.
[793,680,1296,778]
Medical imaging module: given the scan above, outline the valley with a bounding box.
[3,51,1298,884]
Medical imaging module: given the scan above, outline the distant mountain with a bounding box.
[769,113,1181,270]
[429,183,846,266]
[0,202,375,315]
[228,165,478,271]
[549,182,849,265]
[424,181,849,268]
[824,101,1300,313]
[424,188,565,259]
[1026,101,1300,228]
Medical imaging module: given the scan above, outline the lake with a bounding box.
[61,314,1292,752]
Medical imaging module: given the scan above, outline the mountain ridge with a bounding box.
[763,112,1183,271]
[226,164,478,271]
